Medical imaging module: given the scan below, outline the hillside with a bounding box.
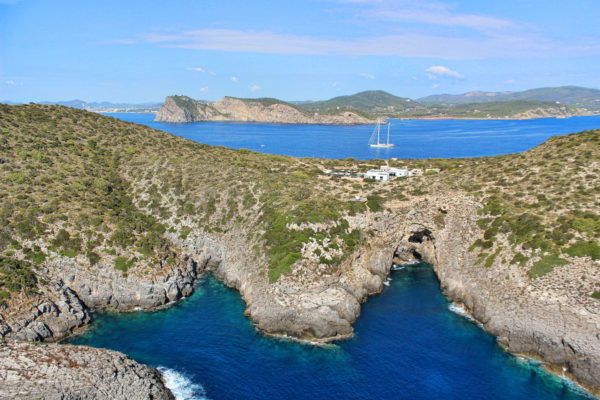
[156,91,593,123]
[299,90,416,116]
[1,104,599,394]
[418,85,600,111]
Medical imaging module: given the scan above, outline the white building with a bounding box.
[364,169,390,181]
[387,167,411,177]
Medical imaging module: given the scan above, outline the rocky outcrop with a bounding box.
[0,341,174,399]
[154,95,373,125]
[2,194,599,395]
[0,237,223,342]
[0,285,90,342]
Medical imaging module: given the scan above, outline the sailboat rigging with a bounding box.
[368,119,395,148]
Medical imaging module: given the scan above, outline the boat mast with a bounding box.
[387,123,390,145]
[377,120,381,145]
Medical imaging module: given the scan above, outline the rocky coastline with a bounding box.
[2,194,599,397]
[153,95,373,124]
[0,341,174,399]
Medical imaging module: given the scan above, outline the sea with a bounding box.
[102,113,600,160]
[67,114,600,399]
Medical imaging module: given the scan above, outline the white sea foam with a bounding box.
[157,366,208,400]
[448,303,469,317]
[448,303,481,326]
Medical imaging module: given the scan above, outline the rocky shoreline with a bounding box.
[2,194,599,397]
[1,194,599,397]
[0,341,174,399]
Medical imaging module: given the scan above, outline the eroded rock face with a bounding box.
[0,341,174,399]
[154,96,373,125]
[2,194,599,394]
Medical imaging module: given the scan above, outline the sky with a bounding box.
[1,0,600,103]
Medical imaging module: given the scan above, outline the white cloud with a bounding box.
[505,79,516,84]
[186,67,205,72]
[362,8,512,32]
[426,65,463,78]
[199,87,208,92]
[432,83,439,89]
[105,38,136,45]
[137,28,600,60]
[231,76,238,83]
[5,80,15,85]
[208,71,216,76]
[249,84,260,92]
[360,72,375,79]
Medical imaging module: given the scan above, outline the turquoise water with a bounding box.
[68,264,593,400]
[103,113,600,160]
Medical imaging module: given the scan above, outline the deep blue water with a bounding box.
[103,113,600,160]
[68,265,592,400]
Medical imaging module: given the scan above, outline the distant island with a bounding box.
[154,86,599,124]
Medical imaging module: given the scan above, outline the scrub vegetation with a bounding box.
[0,103,598,292]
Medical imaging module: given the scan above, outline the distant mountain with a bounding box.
[35,100,162,112]
[300,90,417,115]
[418,86,600,110]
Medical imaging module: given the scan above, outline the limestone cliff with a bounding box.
[154,95,373,124]
[0,341,174,399]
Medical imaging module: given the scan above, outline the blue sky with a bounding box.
[1,0,599,102]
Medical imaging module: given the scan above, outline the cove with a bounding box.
[67,264,592,400]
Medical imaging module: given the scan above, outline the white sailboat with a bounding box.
[369,119,395,148]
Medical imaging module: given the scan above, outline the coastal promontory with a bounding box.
[154,95,373,124]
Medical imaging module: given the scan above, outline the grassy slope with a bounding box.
[1,104,598,304]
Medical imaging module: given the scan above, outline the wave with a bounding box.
[448,303,483,327]
[157,366,208,400]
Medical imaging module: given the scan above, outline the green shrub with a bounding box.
[510,252,528,266]
[87,251,100,265]
[366,195,384,212]
[564,241,600,260]
[528,255,568,278]
[114,256,134,273]
[32,252,46,264]
[592,291,600,300]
